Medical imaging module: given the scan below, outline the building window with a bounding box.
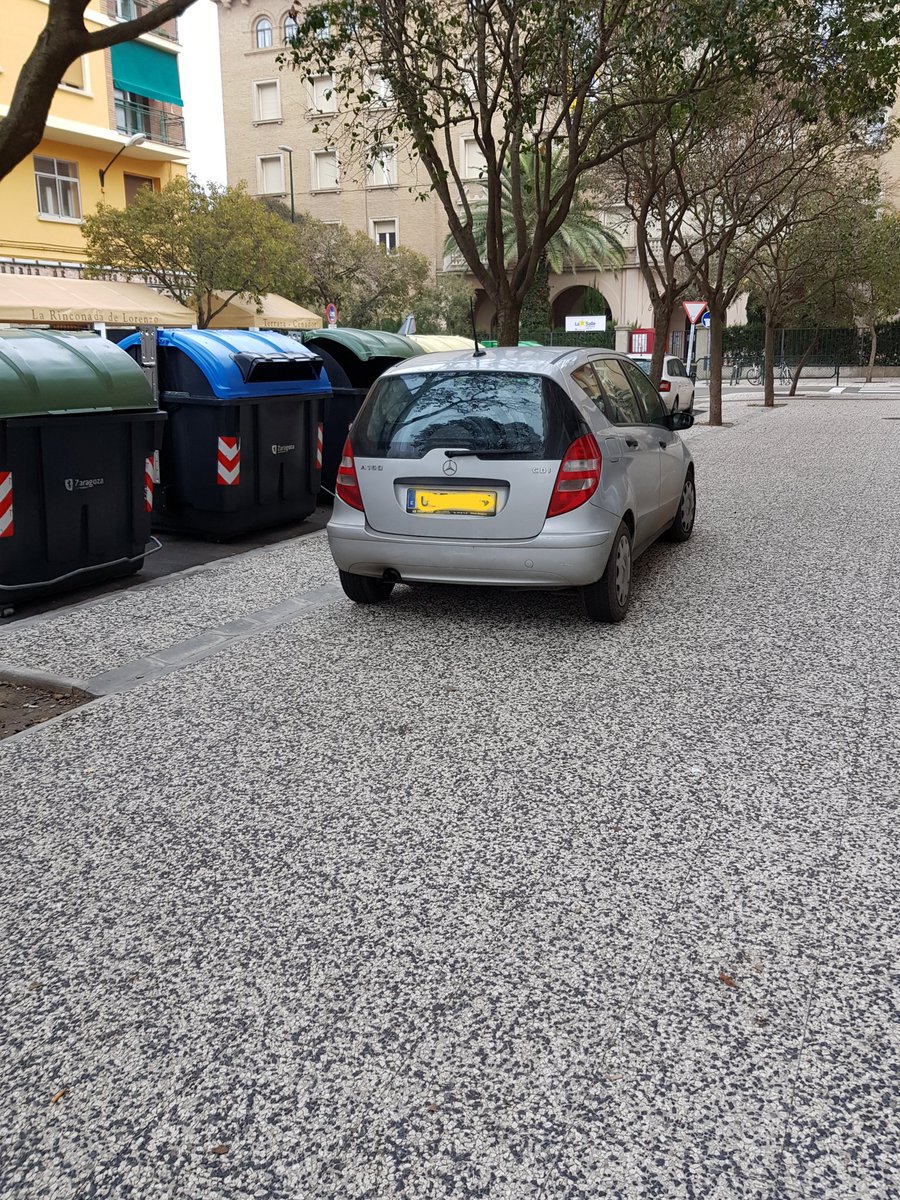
[115,0,137,19]
[372,218,398,254]
[461,136,487,180]
[365,70,394,106]
[309,74,336,114]
[124,174,159,206]
[367,144,397,188]
[257,154,285,194]
[254,80,281,122]
[312,149,339,190]
[255,17,274,48]
[114,88,151,137]
[60,57,86,91]
[283,12,298,41]
[34,156,82,221]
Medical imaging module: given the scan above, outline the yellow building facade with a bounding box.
[0,0,189,275]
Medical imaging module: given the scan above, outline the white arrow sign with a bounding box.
[682,301,707,325]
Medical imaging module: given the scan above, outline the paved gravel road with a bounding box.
[2,397,898,1199]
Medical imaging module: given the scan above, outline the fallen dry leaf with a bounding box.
[29,981,42,991]
[719,971,738,989]
[211,1144,229,1156]
[426,1103,439,1113]
[50,1090,66,1104]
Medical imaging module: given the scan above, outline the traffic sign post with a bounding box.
[682,301,707,375]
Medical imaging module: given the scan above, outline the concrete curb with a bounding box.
[0,663,90,696]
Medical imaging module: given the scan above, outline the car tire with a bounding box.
[664,472,696,543]
[339,569,395,604]
[582,522,632,623]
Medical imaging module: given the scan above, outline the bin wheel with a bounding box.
[339,570,395,604]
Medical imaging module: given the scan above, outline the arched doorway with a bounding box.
[551,284,614,328]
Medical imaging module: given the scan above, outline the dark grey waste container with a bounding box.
[0,329,165,608]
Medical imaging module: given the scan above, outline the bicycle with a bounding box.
[745,359,792,386]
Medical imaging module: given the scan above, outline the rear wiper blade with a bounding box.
[443,448,534,459]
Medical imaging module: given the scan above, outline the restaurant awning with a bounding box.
[208,293,323,331]
[0,276,196,326]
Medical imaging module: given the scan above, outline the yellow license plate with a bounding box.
[406,488,497,516]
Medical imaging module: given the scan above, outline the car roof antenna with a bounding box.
[470,299,486,358]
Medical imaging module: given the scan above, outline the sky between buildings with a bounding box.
[180,0,228,187]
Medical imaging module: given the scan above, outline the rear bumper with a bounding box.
[327,505,617,587]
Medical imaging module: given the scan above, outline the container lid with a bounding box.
[302,328,423,363]
[410,335,479,354]
[0,329,156,419]
[119,328,331,400]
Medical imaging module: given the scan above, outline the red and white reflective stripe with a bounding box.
[316,422,323,470]
[0,471,12,538]
[144,455,155,512]
[217,436,240,486]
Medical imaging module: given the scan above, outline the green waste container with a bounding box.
[0,329,165,608]
[301,328,423,494]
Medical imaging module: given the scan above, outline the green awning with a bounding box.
[111,42,183,107]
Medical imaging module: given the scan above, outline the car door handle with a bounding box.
[625,438,639,448]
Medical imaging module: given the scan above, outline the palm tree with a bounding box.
[444,148,625,277]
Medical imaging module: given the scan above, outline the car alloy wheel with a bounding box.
[614,533,631,607]
[680,478,695,534]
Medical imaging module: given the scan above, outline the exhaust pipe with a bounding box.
[383,568,402,583]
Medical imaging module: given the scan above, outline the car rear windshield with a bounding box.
[352,370,582,459]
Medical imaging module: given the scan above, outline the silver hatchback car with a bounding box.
[327,346,695,621]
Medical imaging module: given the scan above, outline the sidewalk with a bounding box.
[2,396,898,1200]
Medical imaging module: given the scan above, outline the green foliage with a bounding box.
[442,149,625,277]
[851,211,900,330]
[410,274,476,336]
[261,204,436,330]
[724,321,900,368]
[83,177,295,326]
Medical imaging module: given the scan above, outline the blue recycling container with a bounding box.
[121,329,331,540]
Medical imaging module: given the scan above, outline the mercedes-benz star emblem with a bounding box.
[442,458,458,476]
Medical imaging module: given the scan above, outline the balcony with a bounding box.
[112,0,178,41]
[115,95,186,148]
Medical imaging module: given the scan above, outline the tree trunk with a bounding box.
[496,300,522,347]
[707,305,726,426]
[865,323,877,383]
[789,329,818,397]
[519,254,550,340]
[649,300,672,388]
[763,306,776,408]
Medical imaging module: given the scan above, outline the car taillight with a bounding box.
[335,436,365,511]
[547,433,602,518]
[659,380,671,392]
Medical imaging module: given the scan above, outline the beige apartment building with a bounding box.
[214,0,712,350]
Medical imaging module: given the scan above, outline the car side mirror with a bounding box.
[668,410,694,431]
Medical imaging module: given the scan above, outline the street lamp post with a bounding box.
[278,144,295,223]
[99,132,147,191]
